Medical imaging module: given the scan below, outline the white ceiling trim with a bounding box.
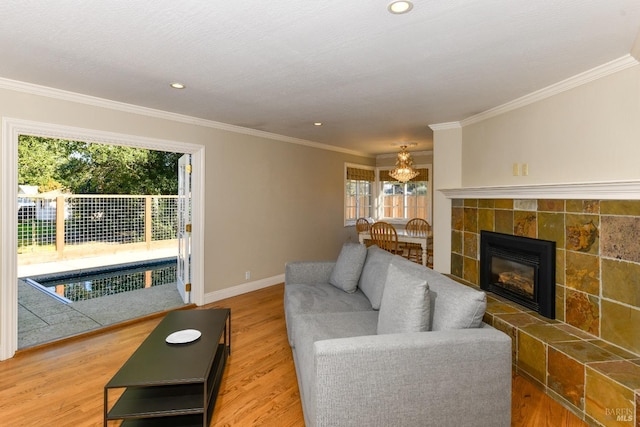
[0,77,373,158]
[438,180,640,200]
[428,122,462,131]
[460,55,639,127]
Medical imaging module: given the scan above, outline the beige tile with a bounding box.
[463,232,478,259]
[551,340,622,364]
[486,300,521,315]
[463,207,478,233]
[587,360,640,390]
[495,209,514,235]
[514,199,537,211]
[565,214,599,254]
[548,347,585,409]
[517,331,547,384]
[565,252,600,296]
[556,248,565,286]
[520,324,583,344]
[463,256,478,285]
[601,258,640,309]
[555,285,565,322]
[601,300,640,355]
[538,211,565,247]
[585,366,635,427]
[601,216,640,264]
[565,289,600,336]
[451,253,463,278]
[495,312,546,328]
[566,200,600,214]
[451,230,463,254]
[478,199,495,209]
[478,208,495,233]
[600,200,640,216]
[452,206,463,231]
[514,210,537,238]
[538,199,565,212]
[495,199,514,209]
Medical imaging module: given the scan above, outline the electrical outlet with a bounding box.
[512,163,520,176]
[245,271,251,281]
[522,163,529,176]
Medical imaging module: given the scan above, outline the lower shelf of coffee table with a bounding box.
[108,383,206,419]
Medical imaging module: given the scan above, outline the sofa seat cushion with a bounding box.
[291,311,379,425]
[284,283,373,345]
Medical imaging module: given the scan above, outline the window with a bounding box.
[344,166,374,224]
[344,164,431,226]
[379,169,429,220]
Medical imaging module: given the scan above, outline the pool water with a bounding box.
[25,258,177,303]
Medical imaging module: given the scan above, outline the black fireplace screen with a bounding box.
[480,231,555,319]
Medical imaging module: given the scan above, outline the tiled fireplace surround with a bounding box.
[449,198,640,427]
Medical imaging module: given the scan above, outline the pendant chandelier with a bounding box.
[389,145,419,183]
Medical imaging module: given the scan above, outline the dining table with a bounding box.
[358,229,431,267]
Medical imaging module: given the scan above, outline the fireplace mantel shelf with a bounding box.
[438,180,640,200]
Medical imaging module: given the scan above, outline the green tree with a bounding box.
[18,137,180,195]
[17,135,68,191]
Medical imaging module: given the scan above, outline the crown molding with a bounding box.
[438,180,640,200]
[429,122,461,131]
[0,77,373,158]
[460,55,639,127]
[427,55,639,131]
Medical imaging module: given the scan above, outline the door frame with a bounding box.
[1,117,206,360]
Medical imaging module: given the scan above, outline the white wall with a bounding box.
[460,64,640,187]
[0,85,373,296]
[431,125,461,274]
[431,62,640,274]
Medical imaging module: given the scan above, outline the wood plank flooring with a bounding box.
[0,283,586,426]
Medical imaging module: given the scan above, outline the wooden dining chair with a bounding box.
[355,217,371,233]
[404,218,432,265]
[370,221,402,255]
[356,217,374,247]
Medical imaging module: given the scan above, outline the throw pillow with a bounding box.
[329,243,367,293]
[358,245,393,309]
[377,262,430,334]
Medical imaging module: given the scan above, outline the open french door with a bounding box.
[177,154,192,304]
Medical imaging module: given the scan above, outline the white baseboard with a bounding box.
[201,274,285,305]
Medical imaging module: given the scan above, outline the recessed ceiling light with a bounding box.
[314,122,323,126]
[387,1,413,14]
[170,82,186,89]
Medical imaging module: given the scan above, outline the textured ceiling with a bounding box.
[1,1,639,155]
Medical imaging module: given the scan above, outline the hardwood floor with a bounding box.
[0,284,586,426]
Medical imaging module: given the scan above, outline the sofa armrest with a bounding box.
[285,261,335,286]
[313,327,512,427]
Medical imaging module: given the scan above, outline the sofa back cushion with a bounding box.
[377,261,430,334]
[358,245,394,309]
[329,243,367,293]
[390,255,487,330]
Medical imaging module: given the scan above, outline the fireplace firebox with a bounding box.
[480,231,556,319]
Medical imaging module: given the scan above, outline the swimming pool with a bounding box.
[25,258,177,303]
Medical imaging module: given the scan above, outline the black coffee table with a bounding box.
[104,308,231,426]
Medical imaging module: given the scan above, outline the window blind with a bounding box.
[346,167,375,181]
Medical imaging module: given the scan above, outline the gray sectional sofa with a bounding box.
[284,244,512,427]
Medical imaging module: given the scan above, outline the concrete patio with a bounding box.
[17,248,185,349]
